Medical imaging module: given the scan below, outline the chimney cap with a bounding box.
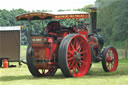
[89,7,97,12]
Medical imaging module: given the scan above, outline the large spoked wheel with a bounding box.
[102,46,118,72]
[58,34,91,77]
[26,45,57,77]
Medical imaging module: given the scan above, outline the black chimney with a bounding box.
[89,7,97,34]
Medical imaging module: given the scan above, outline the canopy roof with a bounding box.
[16,11,89,21]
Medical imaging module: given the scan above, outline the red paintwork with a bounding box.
[17,10,118,77]
[66,35,91,77]
[47,37,53,43]
[30,28,97,73]
[78,30,88,39]
[48,32,57,36]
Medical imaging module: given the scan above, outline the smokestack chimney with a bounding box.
[89,7,97,34]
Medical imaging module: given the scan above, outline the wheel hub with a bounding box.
[106,57,114,63]
[74,51,81,61]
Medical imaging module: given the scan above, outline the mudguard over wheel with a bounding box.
[102,46,118,72]
[26,45,57,77]
[58,34,91,77]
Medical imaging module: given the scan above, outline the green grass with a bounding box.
[20,45,27,61]
[0,60,128,85]
[0,46,127,85]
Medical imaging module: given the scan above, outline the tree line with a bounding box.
[96,0,128,47]
[0,0,127,47]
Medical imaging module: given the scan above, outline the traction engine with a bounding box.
[16,7,118,77]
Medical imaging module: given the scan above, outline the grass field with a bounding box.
[0,46,128,85]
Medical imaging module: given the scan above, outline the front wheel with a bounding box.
[58,34,91,77]
[102,46,118,72]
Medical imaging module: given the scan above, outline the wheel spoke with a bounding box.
[76,40,82,50]
[108,50,111,57]
[68,50,74,55]
[108,63,111,70]
[80,56,85,59]
[79,50,87,55]
[73,38,77,49]
[107,62,110,68]
[73,67,76,74]
[78,46,81,52]
[76,44,80,51]
[71,43,75,50]
[76,63,80,71]
[78,62,81,67]
[111,51,114,57]
[74,63,77,69]
[69,60,76,69]
[73,63,78,74]
[67,57,74,61]
[80,60,85,64]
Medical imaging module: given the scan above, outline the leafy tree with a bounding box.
[96,0,128,44]
[0,1,128,46]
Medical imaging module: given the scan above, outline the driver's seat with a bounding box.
[46,21,61,32]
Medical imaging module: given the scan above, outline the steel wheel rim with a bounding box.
[105,48,118,72]
[66,36,90,77]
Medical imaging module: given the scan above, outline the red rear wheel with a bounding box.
[59,34,91,77]
[102,46,118,72]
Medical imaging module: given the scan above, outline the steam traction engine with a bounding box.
[16,8,118,77]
